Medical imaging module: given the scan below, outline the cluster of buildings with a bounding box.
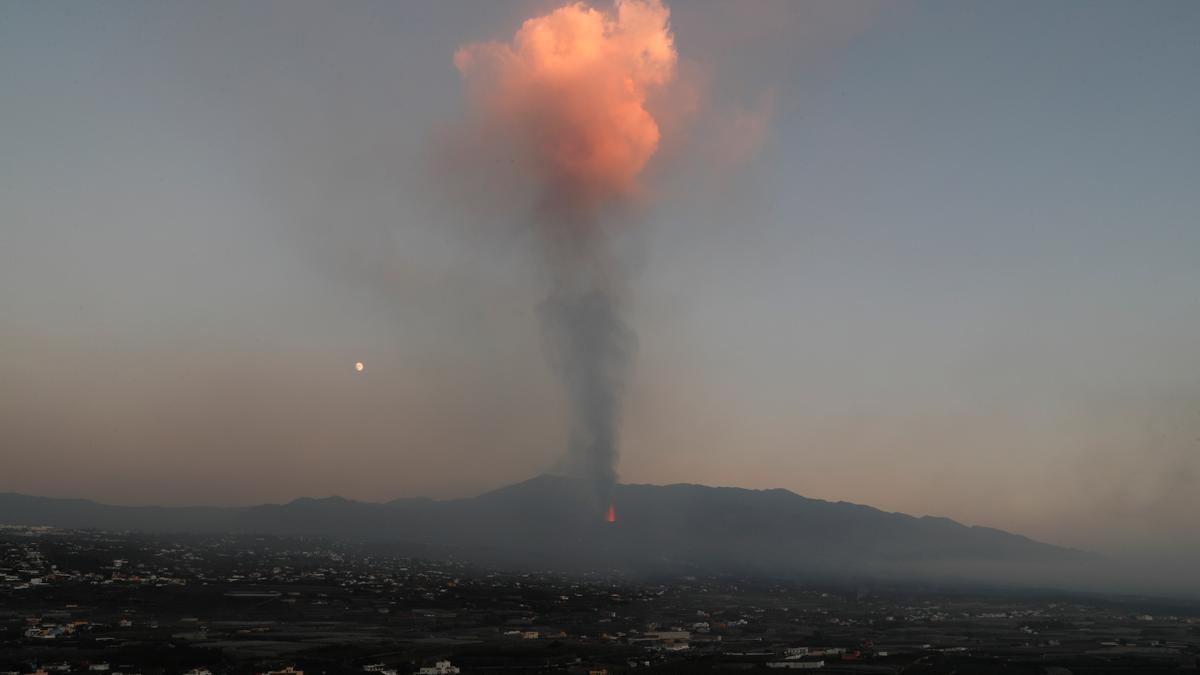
[1,526,1198,674]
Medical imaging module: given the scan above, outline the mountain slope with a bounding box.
[0,474,1090,580]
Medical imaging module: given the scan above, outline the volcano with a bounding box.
[0,474,1092,585]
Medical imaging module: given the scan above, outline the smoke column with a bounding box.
[455,0,677,511]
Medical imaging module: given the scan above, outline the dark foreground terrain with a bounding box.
[2,527,1198,674]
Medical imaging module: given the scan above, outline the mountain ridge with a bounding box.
[0,474,1093,583]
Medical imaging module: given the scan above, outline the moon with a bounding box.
[355,361,364,372]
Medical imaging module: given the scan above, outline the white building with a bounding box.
[766,660,824,670]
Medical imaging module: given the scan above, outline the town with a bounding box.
[1,526,1197,674]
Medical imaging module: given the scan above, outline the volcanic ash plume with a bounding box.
[455,0,677,510]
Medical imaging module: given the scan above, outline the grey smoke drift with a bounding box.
[452,0,678,513]
[540,268,636,510]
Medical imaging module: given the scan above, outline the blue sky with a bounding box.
[2,0,1198,559]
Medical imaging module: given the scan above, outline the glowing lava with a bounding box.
[606,503,616,523]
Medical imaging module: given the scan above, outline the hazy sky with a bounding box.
[2,0,1198,556]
